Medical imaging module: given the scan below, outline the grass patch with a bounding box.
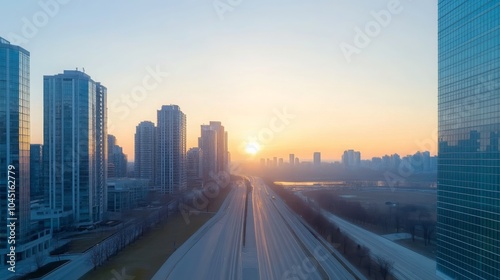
[81,185,232,280]
[16,260,68,280]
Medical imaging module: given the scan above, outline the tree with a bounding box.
[356,244,370,265]
[421,220,435,246]
[376,256,394,280]
[89,244,104,270]
[404,219,418,242]
[331,227,342,244]
[342,235,354,255]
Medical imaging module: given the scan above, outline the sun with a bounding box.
[245,142,261,155]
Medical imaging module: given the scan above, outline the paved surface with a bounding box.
[153,178,358,280]
[252,178,357,280]
[296,192,438,280]
[153,181,246,280]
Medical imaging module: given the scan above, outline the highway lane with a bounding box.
[152,181,246,280]
[296,192,438,280]
[153,178,359,280]
[251,178,358,280]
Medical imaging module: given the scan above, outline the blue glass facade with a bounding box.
[30,144,43,200]
[44,71,107,228]
[0,37,31,261]
[437,1,500,279]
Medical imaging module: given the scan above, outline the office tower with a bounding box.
[134,121,156,183]
[209,121,228,173]
[289,154,295,166]
[0,37,38,263]
[187,147,203,180]
[273,157,277,167]
[437,2,500,279]
[44,70,107,227]
[156,105,186,193]
[342,149,361,168]
[199,121,229,180]
[108,135,128,178]
[199,125,217,179]
[313,152,321,166]
[30,144,43,200]
[278,158,284,167]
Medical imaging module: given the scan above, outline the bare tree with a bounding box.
[421,220,435,246]
[342,235,354,255]
[376,256,394,280]
[104,240,114,260]
[404,219,418,242]
[89,244,104,270]
[356,244,370,265]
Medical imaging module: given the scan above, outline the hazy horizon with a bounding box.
[0,1,437,162]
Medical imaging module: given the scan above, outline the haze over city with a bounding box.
[2,1,498,280]
[0,0,437,161]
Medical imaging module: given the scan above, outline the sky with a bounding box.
[0,0,438,162]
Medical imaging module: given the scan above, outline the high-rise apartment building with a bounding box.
[313,152,321,166]
[209,121,228,173]
[134,121,156,183]
[108,135,128,178]
[342,150,361,168]
[199,125,217,179]
[44,70,107,227]
[437,2,500,279]
[187,147,203,181]
[1,37,50,263]
[156,105,186,193]
[199,121,229,180]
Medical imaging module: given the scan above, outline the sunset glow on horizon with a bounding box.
[1,1,437,162]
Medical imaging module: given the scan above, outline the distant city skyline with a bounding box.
[0,1,437,162]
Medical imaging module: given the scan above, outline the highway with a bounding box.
[296,192,438,280]
[251,178,358,280]
[153,178,359,280]
[152,181,246,280]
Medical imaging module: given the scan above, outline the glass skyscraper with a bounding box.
[44,70,107,228]
[0,37,31,262]
[437,1,500,279]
